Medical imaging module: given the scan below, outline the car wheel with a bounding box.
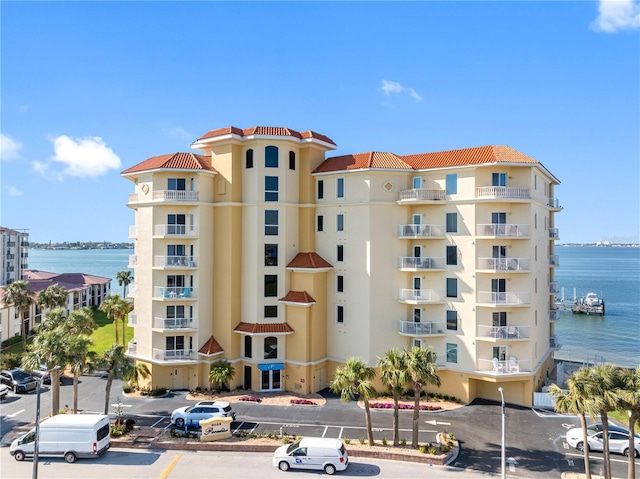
[13,450,25,461]
[278,461,290,471]
[324,464,336,475]
[623,448,639,458]
[64,451,77,463]
[175,418,185,428]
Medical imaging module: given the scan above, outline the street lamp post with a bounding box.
[32,366,59,479]
[498,387,506,479]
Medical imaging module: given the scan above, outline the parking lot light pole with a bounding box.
[33,366,60,479]
[498,387,506,479]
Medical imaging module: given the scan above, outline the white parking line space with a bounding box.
[531,407,577,418]
[565,452,640,465]
[6,409,25,418]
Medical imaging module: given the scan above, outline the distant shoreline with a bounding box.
[558,243,639,248]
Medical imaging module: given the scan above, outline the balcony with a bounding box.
[548,197,563,210]
[475,186,530,199]
[549,255,560,267]
[153,286,197,299]
[153,317,196,330]
[128,255,137,268]
[398,188,445,203]
[398,320,446,336]
[399,257,443,271]
[152,348,195,361]
[476,224,529,238]
[128,311,137,326]
[476,325,531,340]
[549,309,560,322]
[549,228,560,240]
[128,226,137,238]
[550,282,560,294]
[477,291,530,306]
[477,257,529,272]
[128,190,200,204]
[398,289,444,304]
[127,340,137,355]
[550,335,562,349]
[154,256,198,268]
[128,284,138,297]
[478,357,530,374]
[398,224,444,239]
[154,224,199,237]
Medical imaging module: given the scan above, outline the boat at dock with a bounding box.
[555,288,605,315]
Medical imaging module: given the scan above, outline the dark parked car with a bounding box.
[0,369,37,393]
[29,366,58,385]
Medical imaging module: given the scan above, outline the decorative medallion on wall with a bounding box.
[383,181,394,192]
[141,184,149,195]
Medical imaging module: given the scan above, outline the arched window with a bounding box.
[264,336,278,359]
[265,146,278,168]
[246,149,254,168]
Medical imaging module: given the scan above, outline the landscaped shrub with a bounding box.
[122,384,132,393]
[150,386,167,397]
[290,398,317,405]
[344,438,351,445]
[0,352,22,369]
[238,395,262,403]
[110,424,127,437]
[368,402,441,411]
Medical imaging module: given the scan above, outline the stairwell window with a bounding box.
[264,275,277,297]
[244,336,252,358]
[446,245,458,265]
[265,210,278,235]
[337,244,344,262]
[446,213,457,233]
[446,310,458,330]
[337,275,344,293]
[337,214,344,232]
[337,305,344,324]
[445,174,457,195]
[446,343,458,363]
[337,178,344,198]
[289,151,295,170]
[265,244,278,266]
[317,180,324,199]
[246,149,254,168]
[265,146,278,168]
[265,176,278,202]
[317,215,324,232]
[264,305,278,318]
[446,278,458,298]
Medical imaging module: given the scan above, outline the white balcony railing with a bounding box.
[398,188,446,202]
[127,340,137,355]
[549,228,559,239]
[550,335,562,349]
[398,320,446,336]
[398,289,444,303]
[152,348,195,361]
[477,257,529,271]
[128,255,138,267]
[128,311,137,326]
[548,197,563,210]
[477,291,530,305]
[399,257,443,270]
[153,286,197,299]
[475,186,530,199]
[476,224,529,237]
[549,255,560,266]
[153,317,196,329]
[154,224,199,237]
[128,226,137,238]
[478,358,530,373]
[154,256,198,268]
[153,190,199,202]
[477,325,531,339]
[549,309,560,322]
[398,224,444,238]
[128,193,138,203]
[550,282,560,294]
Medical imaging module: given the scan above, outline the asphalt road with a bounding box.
[1,374,638,478]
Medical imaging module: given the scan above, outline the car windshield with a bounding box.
[184,406,195,413]
[286,439,302,454]
[13,371,30,380]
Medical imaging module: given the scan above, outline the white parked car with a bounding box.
[272,437,349,475]
[566,424,640,457]
[170,401,235,428]
[0,383,9,399]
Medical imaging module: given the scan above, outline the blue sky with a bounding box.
[1,1,638,244]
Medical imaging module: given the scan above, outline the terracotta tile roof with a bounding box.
[313,152,412,174]
[196,126,336,146]
[1,270,111,304]
[400,145,538,169]
[279,291,316,304]
[23,270,58,280]
[121,152,215,175]
[233,322,295,334]
[287,252,332,269]
[198,336,224,356]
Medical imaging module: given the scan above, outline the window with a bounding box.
[317,180,324,199]
[265,244,278,266]
[166,335,185,351]
[289,151,295,170]
[337,305,344,323]
[446,310,458,330]
[492,312,507,326]
[446,343,458,363]
[446,245,457,265]
[446,278,458,298]
[264,305,278,318]
[337,244,344,262]
[265,146,278,168]
[445,174,457,195]
[265,176,279,202]
[265,210,278,235]
[446,213,457,233]
[244,336,252,358]
[337,275,344,293]
[317,215,324,232]
[246,149,254,168]
[264,275,277,297]
[168,178,186,191]
[264,336,278,359]
[492,212,507,224]
[413,177,422,189]
[337,178,344,198]
[167,305,185,319]
[167,214,186,235]
[492,173,506,187]
[167,275,185,288]
[337,214,344,232]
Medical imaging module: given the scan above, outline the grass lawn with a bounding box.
[610,410,640,433]
[90,309,134,354]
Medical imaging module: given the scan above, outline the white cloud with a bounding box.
[49,135,122,178]
[380,79,423,102]
[591,0,640,33]
[165,126,192,141]
[0,133,23,160]
[8,186,22,196]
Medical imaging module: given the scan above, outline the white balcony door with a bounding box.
[412,214,421,225]
[492,345,507,361]
[413,307,422,323]
[492,279,507,303]
[413,246,422,258]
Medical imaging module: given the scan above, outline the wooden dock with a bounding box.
[555,299,605,315]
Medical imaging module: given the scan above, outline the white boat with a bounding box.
[583,292,603,307]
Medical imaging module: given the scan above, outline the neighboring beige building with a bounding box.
[0,227,29,286]
[121,126,562,406]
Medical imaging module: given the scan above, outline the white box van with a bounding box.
[272,437,349,475]
[10,414,111,463]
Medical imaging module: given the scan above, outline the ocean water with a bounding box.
[27,246,640,368]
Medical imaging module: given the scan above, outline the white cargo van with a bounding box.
[10,414,111,463]
[272,437,349,475]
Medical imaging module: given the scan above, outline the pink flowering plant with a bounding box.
[290,398,317,405]
[238,395,262,403]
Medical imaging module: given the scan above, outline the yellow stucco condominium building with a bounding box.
[121,125,562,407]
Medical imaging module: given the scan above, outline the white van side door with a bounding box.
[290,447,311,469]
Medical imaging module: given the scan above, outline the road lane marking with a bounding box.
[7,409,25,418]
[159,454,182,479]
[565,452,640,465]
[321,426,328,438]
[151,417,166,428]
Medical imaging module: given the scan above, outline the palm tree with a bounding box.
[22,328,68,416]
[3,280,34,351]
[116,270,133,298]
[548,370,593,479]
[99,344,129,415]
[123,361,150,391]
[330,357,377,446]
[37,284,68,314]
[99,294,131,346]
[617,366,640,479]
[120,300,134,348]
[67,335,95,413]
[378,348,409,446]
[65,307,98,336]
[36,309,67,333]
[209,360,235,392]
[404,346,441,448]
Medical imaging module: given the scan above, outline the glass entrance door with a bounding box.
[261,369,282,391]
